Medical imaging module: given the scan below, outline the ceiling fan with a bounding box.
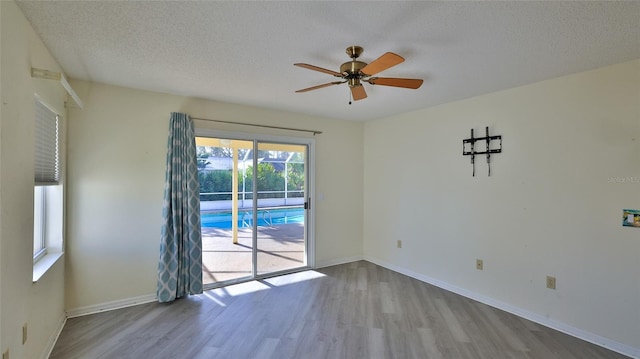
[294,45,423,102]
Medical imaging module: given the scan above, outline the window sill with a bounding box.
[33,252,64,283]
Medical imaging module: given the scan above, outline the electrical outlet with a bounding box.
[396,240,402,248]
[22,323,28,345]
[3,349,9,359]
[476,259,483,270]
[546,276,556,290]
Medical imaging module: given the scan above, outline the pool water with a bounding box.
[201,207,304,229]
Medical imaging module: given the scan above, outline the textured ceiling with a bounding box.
[16,1,640,121]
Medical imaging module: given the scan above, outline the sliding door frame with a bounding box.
[195,128,316,289]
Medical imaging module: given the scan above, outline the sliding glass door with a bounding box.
[196,135,311,287]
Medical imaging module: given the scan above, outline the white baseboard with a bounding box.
[314,255,364,269]
[66,293,157,318]
[364,255,640,359]
[41,313,66,359]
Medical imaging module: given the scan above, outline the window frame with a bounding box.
[32,95,65,279]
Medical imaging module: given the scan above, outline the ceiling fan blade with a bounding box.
[351,85,367,101]
[295,81,344,93]
[367,77,423,89]
[294,63,343,77]
[360,52,404,76]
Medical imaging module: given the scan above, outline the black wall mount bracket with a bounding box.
[463,126,502,176]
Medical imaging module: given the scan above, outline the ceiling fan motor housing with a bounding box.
[340,60,367,75]
[340,60,367,88]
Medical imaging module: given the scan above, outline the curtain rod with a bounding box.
[191,117,322,135]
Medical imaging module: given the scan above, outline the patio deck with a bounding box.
[202,223,305,285]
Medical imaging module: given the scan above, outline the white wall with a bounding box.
[364,60,640,354]
[65,80,363,310]
[0,1,67,357]
[10,1,634,354]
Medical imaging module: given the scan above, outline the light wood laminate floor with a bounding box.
[51,261,628,359]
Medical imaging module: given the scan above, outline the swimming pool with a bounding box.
[201,207,304,229]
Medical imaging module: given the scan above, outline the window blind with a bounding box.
[34,99,59,185]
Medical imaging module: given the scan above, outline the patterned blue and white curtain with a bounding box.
[157,112,203,302]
